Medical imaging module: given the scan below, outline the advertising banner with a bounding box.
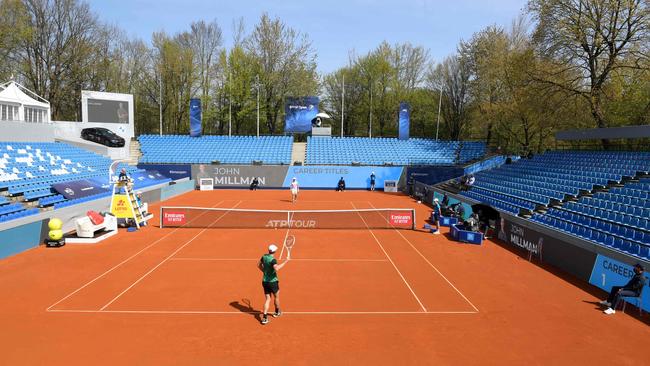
[192,165,290,188]
[464,156,512,176]
[53,179,111,199]
[129,170,171,188]
[284,166,404,189]
[190,98,202,137]
[162,210,187,227]
[110,194,133,218]
[284,96,319,133]
[407,166,464,185]
[589,255,650,312]
[398,102,410,140]
[389,211,413,227]
[499,215,597,281]
[137,164,192,180]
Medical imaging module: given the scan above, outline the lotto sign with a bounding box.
[389,211,413,227]
[163,211,186,227]
[110,195,132,218]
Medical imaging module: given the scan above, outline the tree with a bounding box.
[428,53,472,140]
[0,0,30,80]
[14,0,104,120]
[153,31,196,134]
[185,20,222,133]
[529,0,650,137]
[245,14,318,134]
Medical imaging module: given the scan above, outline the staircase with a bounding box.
[126,139,142,165]
[291,142,307,165]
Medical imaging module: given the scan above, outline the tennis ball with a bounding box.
[49,229,63,241]
[48,218,63,230]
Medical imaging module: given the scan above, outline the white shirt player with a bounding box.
[290,178,299,194]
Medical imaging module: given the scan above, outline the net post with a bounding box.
[159,206,163,228]
[412,208,416,230]
[287,211,291,229]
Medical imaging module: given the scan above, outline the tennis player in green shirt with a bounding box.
[258,244,289,325]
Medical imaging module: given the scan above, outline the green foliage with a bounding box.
[0,0,648,152]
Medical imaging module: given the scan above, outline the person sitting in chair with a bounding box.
[454,203,466,220]
[431,198,441,234]
[336,177,346,192]
[600,263,647,315]
[117,168,133,193]
[250,177,260,191]
[135,191,148,216]
[118,168,130,182]
[464,213,480,232]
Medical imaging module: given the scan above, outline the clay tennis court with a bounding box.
[0,190,648,365]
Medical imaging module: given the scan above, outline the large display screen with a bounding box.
[87,99,130,123]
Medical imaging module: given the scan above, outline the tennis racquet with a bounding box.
[284,235,296,259]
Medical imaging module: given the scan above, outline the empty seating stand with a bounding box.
[138,135,294,165]
[0,141,156,223]
[305,137,485,165]
[458,150,650,260]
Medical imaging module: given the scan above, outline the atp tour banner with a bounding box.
[190,98,202,137]
[589,255,650,312]
[284,166,404,189]
[284,96,319,133]
[53,179,111,199]
[398,102,410,140]
[192,165,290,188]
[499,214,597,281]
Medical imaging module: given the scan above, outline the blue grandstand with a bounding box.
[138,135,294,164]
[305,137,485,165]
[0,141,167,223]
[459,150,650,260]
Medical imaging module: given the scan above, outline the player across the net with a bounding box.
[159,206,416,230]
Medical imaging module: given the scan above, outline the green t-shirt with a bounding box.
[261,254,278,282]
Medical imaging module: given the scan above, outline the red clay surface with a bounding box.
[0,189,648,365]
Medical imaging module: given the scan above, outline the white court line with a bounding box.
[368,201,479,313]
[350,202,427,312]
[46,200,227,312]
[278,211,294,260]
[98,201,243,311]
[169,258,389,262]
[47,309,476,315]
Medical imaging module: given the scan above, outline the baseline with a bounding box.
[170,258,389,262]
[47,309,476,315]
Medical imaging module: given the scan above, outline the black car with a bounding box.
[81,127,125,147]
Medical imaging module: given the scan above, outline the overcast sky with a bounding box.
[87,0,528,73]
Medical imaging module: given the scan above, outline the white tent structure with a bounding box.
[0,81,50,123]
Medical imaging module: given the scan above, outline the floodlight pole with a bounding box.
[228,69,232,137]
[341,74,345,137]
[256,74,260,138]
[369,82,373,138]
[436,87,443,141]
[159,70,163,136]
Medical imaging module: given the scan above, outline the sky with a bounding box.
[87,0,529,74]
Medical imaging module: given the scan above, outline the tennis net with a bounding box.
[160,206,416,230]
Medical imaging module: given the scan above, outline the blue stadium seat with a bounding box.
[138,135,294,165]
